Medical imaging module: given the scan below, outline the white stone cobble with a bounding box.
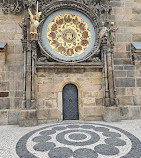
[0,120,141,158]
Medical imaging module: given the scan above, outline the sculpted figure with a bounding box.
[109,22,118,43]
[28,8,42,40]
[100,22,108,40]
[19,18,27,39]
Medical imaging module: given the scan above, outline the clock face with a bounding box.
[42,10,96,61]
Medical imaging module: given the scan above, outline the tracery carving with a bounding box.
[3,0,111,65]
[2,0,23,14]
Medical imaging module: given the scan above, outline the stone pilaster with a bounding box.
[103,42,121,122]
[21,39,27,109]
[31,40,37,109]
[19,7,38,127]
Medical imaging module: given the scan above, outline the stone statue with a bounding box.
[28,8,42,40]
[109,22,118,44]
[19,18,27,39]
[100,22,108,40]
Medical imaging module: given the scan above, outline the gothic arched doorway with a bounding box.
[63,84,79,120]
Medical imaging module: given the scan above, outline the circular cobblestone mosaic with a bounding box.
[16,123,141,158]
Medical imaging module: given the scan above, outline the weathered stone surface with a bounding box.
[0,72,5,80]
[135,62,141,70]
[136,79,141,87]
[124,65,135,70]
[14,98,22,108]
[129,106,141,120]
[120,107,129,120]
[132,8,141,14]
[37,92,57,99]
[38,99,57,108]
[117,34,131,42]
[8,110,19,125]
[115,78,135,87]
[127,71,135,77]
[37,109,59,120]
[83,97,96,106]
[126,88,136,96]
[6,63,23,72]
[115,71,126,77]
[103,107,121,122]
[19,110,37,120]
[19,110,38,127]
[114,52,130,58]
[114,66,124,70]
[15,91,23,97]
[116,88,126,96]
[95,98,103,106]
[0,110,8,125]
[19,119,38,127]
[133,96,141,105]
[84,106,103,120]
[0,82,9,91]
[132,34,141,42]
[119,96,134,105]
[0,98,10,109]
[114,59,131,65]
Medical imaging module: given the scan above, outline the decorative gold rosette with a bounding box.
[47,13,91,57]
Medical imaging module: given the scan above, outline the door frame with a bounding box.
[58,81,83,121]
[62,84,79,120]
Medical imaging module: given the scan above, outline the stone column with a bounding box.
[31,40,37,109]
[21,39,27,109]
[103,43,121,122]
[19,6,38,127]
[102,43,110,106]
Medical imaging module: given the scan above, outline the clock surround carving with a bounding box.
[37,0,101,63]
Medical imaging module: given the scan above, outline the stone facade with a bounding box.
[37,68,103,123]
[0,6,23,125]
[0,0,141,126]
[111,0,141,120]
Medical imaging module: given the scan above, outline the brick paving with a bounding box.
[0,120,141,158]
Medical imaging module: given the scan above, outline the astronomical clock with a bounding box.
[38,1,102,64]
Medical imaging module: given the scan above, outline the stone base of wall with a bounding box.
[0,106,141,126]
[0,110,19,125]
[103,107,121,122]
[120,106,141,120]
[83,106,104,121]
[19,110,38,127]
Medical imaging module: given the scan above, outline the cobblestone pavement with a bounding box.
[0,120,141,158]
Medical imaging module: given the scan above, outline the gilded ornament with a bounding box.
[47,13,91,57]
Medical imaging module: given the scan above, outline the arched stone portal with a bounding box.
[63,84,79,120]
